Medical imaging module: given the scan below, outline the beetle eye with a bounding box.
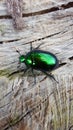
[19,55,25,63]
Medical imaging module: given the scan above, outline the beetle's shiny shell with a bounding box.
[25,50,59,71]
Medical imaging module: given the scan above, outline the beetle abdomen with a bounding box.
[25,50,59,71]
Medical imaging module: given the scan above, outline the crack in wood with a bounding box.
[0,91,12,101]
[25,1,73,15]
[8,69,24,78]
[23,2,73,17]
[59,63,67,68]
[0,2,73,20]
[0,31,61,44]
[0,39,20,44]
[21,31,61,47]
[69,56,73,61]
[4,38,22,43]
[0,42,3,44]
[61,2,73,9]
[23,7,60,17]
[0,102,10,109]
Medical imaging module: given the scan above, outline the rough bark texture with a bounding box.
[0,0,73,130]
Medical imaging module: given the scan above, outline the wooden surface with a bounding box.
[0,0,73,130]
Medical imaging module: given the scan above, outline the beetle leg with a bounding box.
[16,50,21,68]
[30,43,33,51]
[17,63,20,69]
[23,68,29,74]
[31,68,36,84]
[42,71,59,84]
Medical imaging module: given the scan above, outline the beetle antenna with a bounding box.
[14,47,21,56]
[35,42,43,49]
[16,49,21,55]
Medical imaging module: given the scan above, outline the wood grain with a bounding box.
[0,0,73,130]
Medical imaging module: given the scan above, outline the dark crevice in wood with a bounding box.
[2,31,60,44]
[61,2,73,9]
[69,56,73,61]
[0,91,12,101]
[0,2,73,20]
[3,38,22,43]
[0,7,59,19]
[0,102,10,109]
[7,39,22,43]
[19,2,73,17]
[24,31,61,45]
[36,32,61,41]
[0,15,12,19]
[23,2,73,17]
[8,68,25,78]
[23,7,60,17]
[59,62,67,68]
[0,42,3,44]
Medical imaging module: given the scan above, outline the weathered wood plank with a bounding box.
[0,0,73,130]
[0,7,73,41]
[0,0,73,16]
